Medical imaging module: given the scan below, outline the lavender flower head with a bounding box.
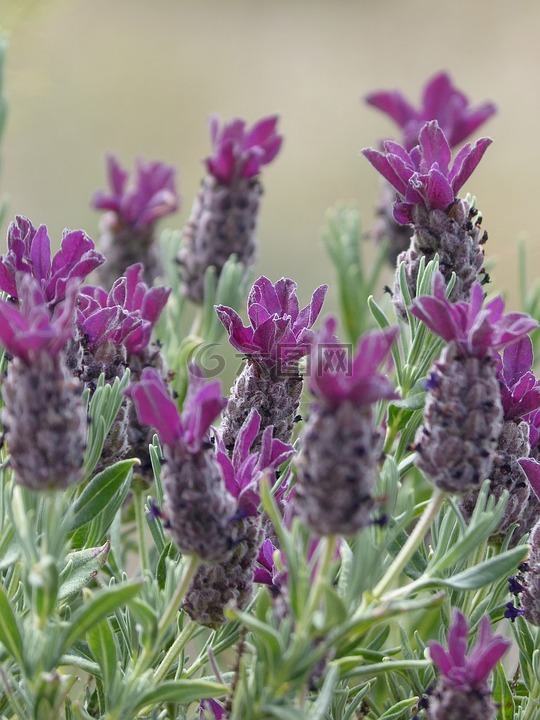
[411,274,537,358]
[365,73,496,267]
[178,115,283,304]
[205,114,283,185]
[411,273,538,493]
[362,121,492,316]
[0,215,104,308]
[0,276,86,490]
[183,409,294,626]
[427,610,510,720]
[295,318,398,536]
[217,275,328,374]
[362,120,491,226]
[126,367,235,560]
[461,336,540,539]
[92,155,179,287]
[365,71,497,152]
[217,276,327,452]
[497,337,540,419]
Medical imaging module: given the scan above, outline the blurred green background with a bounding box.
[1,0,539,310]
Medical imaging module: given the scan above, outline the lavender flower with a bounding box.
[411,274,537,493]
[183,408,293,627]
[365,73,496,265]
[362,121,491,317]
[427,609,510,720]
[126,367,235,561]
[216,276,327,452]
[295,317,398,536]
[92,154,179,288]
[365,71,497,152]
[108,263,171,481]
[178,115,283,304]
[461,337,540,539]
[0,215,104,307]
[0,276,86,490]
[199,699,225,719]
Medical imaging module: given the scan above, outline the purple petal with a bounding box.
[361,148,409,195]
[520,458,540,499]
[449,137,492,194]
[29,225,51,282]
[364,90,418,128]
[215,305,255,353]
[418,121,451,175]
[125,368,182,446]
[502,337,534,386]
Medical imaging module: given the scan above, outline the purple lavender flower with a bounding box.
[427,609,510,720]
[461,336,540,539]
[411,274,537,493]
[0,215,104,307]
[92,154,180,288]
[217,276,328,372]
[217,276,327,453]
[126,367,235,560]
[365,73,496,267]
[0,276,86,490]
[205,114,283,185]
[295,317,398,536]
[178,115,283,304]
[183,408,294,627]
[199,699,225,719]
[411,274,537,359]
[365,71,497,152]
[362,120,491,226]
[362,121,492,317]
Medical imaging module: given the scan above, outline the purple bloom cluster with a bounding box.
[308,316,398,407]
[79,263,170,355]
[0,275,78,364]
[92,154,179,229]
[0,216,104,308]
[365,71,497,151]
[411,273,537,358]
[362,121,492,225]
[126,366,224,452]
[217,275,327,371]
[429,610,509,691]
[206,115,283,185]
[216,408,293,517]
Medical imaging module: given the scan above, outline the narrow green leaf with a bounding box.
[492,663,515,720]
[0,584,24,665]
[135,680,227,710]
[87,618,119,692]
[59,541,110,599]
[61,581,142,654]
[435,545,527,590]
[307,665,338,719]
[259,707,305,720]
[378,698,418,719]
[70,460,137,532]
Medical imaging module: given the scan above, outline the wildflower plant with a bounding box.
[1,59,540,720]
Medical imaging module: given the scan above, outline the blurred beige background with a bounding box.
[1,0,539,310]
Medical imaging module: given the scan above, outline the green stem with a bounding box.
[134,491,150,575]
[153,620,197,683]
[134,554,200,675]
[301,535,337,628]
[372,489,446,599]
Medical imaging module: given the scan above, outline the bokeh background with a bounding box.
[1,0,540,310]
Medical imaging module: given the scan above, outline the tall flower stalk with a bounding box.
[365,71,496,264]
[362,120,491,317]
[178,115,283,304]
